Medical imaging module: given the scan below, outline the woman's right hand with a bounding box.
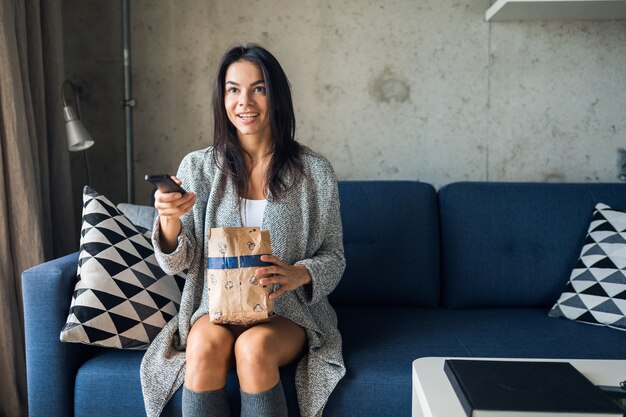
[155,176,196,253]
[154,176,196,220]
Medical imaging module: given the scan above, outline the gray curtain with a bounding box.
[0,1,77,416]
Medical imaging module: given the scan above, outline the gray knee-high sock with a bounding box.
[240,381,288,417]
[182,386,230,417]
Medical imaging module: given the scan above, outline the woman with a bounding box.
[140,44,346,417]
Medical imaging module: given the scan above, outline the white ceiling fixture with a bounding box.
[486,0,626,21]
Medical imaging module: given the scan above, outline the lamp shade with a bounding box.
[63,105,94,151]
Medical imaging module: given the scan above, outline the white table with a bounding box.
[412,357,626,417]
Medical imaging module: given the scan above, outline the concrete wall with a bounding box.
[64,1,626,206]
[63,0,125,205]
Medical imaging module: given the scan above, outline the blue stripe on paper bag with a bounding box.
[207,256,238,269]
[207,255,272,270]
[240,255,272,268]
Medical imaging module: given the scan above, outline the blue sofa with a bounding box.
[22,181,626,417]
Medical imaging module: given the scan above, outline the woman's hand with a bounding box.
[154,176,196,253]
[255,255,312,300]
[154,176,196,220]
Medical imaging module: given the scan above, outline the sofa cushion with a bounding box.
[549,203,626,330]
[332,181,440,307]
[327,306,626,416]
[439,182,626,308]
[113,181,442,309]
[73,350,300,417]
[60,187,185,349]
[72,307,626,417]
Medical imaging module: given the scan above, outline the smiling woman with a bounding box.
[140,44,346,417]
[223,61,274,200]
[211,44,302,203]
[224,64,270,139]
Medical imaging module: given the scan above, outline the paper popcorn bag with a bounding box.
[206,227,275,325]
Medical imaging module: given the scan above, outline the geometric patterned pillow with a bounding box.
[549,203,626,331]
[60,186,186,349]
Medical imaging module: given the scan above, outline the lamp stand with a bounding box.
[123,0,135,203]
[83,151,92,186]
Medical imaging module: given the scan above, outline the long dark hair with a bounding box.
[212,43,304,201]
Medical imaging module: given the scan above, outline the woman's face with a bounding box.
[224,60,271,142]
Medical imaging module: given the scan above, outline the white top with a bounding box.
[240,198,267,227]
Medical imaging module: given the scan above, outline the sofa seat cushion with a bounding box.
[328,306,626,416]
[73,307,626,417]
[74,350,300,417]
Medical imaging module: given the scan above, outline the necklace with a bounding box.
[246,144,274,162]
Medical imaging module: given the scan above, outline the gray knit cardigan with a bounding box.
[141,146,346,417]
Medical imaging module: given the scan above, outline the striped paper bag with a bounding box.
[206,227,275,325]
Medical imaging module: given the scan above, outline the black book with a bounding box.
[443,360,624,417]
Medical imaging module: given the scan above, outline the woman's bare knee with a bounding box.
[234,329,279,393]
[185,316,235,391]
[235,329,278,368]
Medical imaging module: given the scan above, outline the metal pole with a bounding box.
[123,0,135,203]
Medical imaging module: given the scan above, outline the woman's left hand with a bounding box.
[255,255,312,300]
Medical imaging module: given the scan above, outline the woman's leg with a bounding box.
[185,315,236,391]
[183,315,236,417]
[234,316,307,417]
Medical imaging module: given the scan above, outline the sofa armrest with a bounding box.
[22,252,100,417]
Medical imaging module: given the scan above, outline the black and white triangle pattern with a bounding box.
[549,203,626,331]
[60,186,186,349]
